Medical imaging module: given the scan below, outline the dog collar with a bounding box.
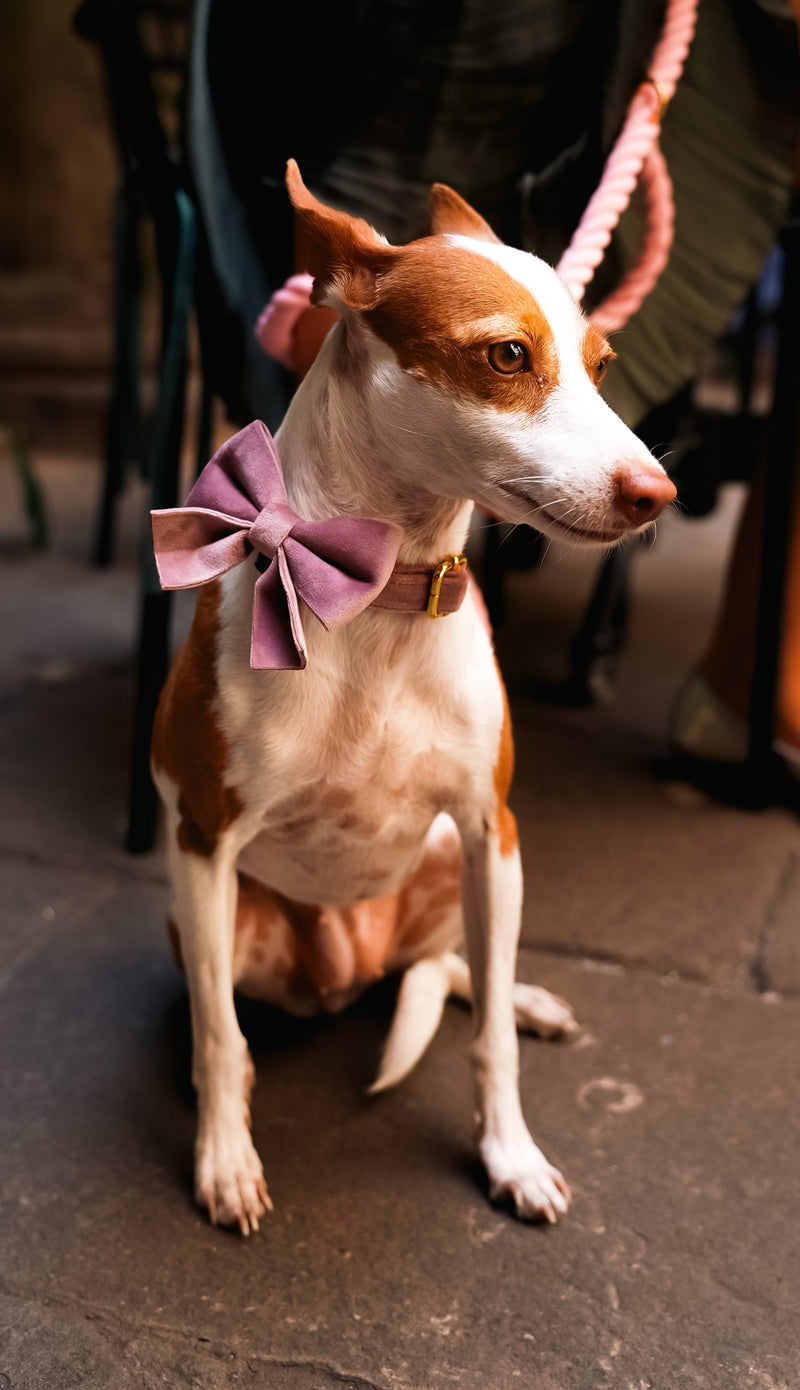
[255,550,470,621]
[151,421,469,669]
[373,554,469,620]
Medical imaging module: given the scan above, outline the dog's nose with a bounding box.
[613,462,677,527]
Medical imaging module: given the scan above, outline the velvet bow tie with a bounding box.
[151,420,402,669]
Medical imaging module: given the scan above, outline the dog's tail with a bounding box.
[368,953,467,1094]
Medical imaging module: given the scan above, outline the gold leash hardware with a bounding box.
[427,553,468,619]
[641,76,670,124]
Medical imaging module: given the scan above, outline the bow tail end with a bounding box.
[250,561,309,669]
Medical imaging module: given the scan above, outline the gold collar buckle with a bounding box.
[427,553,468,619]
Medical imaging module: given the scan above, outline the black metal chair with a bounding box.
[75,0,204,850]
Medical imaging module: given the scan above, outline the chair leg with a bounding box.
[195,373,214,478]
[126,590,172,853]
[95,177,143,567]
[126,189,197,853]
[568,545,633,704]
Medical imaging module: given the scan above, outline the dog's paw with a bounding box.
[512,983,579,1040]
[481,1135,570,1224]
[195,1125,273,1236]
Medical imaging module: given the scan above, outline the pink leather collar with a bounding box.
[374,557,469,619]
[151,421,468,669]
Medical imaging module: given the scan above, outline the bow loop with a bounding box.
[151,421,402,669]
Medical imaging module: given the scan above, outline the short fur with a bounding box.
[153,162,675,1233]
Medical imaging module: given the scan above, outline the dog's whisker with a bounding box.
[490,494,571,538]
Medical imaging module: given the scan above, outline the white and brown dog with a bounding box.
[151,161,675,1234]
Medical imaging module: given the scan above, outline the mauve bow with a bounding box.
[151,420,402,669]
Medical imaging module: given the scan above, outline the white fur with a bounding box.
[155,207,673,1234]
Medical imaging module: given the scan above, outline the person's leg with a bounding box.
[774,471,800,756]
[673,442,800,764]
[698,454,766,728]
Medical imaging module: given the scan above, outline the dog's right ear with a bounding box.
[286,159,395,313]
[428,183,503,244]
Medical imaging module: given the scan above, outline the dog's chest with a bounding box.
[222,624,498,903]
[237,702,474,901]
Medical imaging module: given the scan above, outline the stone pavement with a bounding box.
[1,446,799,1389]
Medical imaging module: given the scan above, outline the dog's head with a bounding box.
[286,160,675,546]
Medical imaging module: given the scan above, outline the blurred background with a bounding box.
[1,0,125,457]
[1,5,800,1384]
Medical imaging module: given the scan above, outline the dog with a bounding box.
[150,160,676,1234]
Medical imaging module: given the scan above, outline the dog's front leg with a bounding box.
[168,834,271,1234]
[460,820,570,1223]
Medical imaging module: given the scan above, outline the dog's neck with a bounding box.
[274,322,472,566]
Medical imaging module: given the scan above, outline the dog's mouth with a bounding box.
[497,481,627,545]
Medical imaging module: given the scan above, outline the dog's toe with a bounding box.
[195,1127,272,1235]
[507,1165,570,1224]
[512,983,579,1040]
[198,1167,273,1235]
[482,1135,571,1224]
[492,1163,570,1224]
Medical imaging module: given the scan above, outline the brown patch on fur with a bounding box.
[496,803,518,859]
[349,897,402,980]
[234,874,305,1002]
[391,822,462,952]
[492,666,518,858]
[287,158,394,311]
[289,901,355,995]
[235,875,352,999]
[428,183,502,243]
[287,161,556,412]
[397,878,461,951]
[232,842,463,1008]
[151,581,243,857]
[362,241,559,412]
[582,321,616,389]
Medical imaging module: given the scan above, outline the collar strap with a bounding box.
[372,553,469,619]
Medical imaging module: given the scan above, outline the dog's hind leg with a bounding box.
[443,952,579,1040]
[369,951,578,1094]
[369,813,578,1094]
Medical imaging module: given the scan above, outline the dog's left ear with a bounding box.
[286,159,394,312]
[428,184,503,244]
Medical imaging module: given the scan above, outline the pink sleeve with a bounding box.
[254,273,314,370]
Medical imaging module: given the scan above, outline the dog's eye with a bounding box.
[593,352,616,385]
[488,341,528,375]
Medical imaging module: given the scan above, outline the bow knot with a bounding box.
[151,421,402,669]
[249,500,299,560]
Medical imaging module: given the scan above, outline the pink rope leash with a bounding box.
[557,0,700,332]
[256,0,699,365]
